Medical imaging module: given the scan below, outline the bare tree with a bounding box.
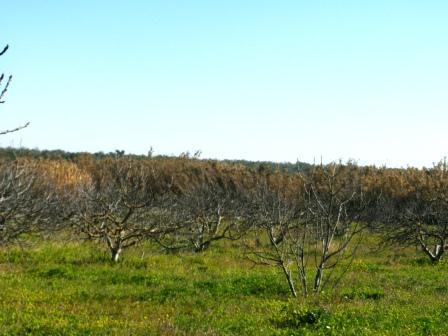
[35,159,92,232]
[246,163,368,297]
[244,171,304,297]
[378,163,448,262]
[0,159,55,245]
[302,163,367,294]
[73,157,175,261]
[160,179,246,253]
[155,162,252,253]
[0,44,29,135]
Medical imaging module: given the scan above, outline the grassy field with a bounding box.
[0,237,447,335]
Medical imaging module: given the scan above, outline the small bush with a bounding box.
[342,287,385,301]
[276,305,329,329]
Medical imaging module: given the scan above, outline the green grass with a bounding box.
[0,238,447,335]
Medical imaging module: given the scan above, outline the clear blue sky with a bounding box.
[1,1,447,167]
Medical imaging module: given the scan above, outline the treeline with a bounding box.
[0,147,311,173]
[0,151,447,297]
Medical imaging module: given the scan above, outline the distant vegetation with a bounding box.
[0,147,312,172]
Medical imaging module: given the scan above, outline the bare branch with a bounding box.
[0,45,9,56]
[0,122,30,135]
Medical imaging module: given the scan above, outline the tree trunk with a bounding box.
[314,264,324,293]
[298,266,308,297]
[111,246,122,262]
[419,240,444,263]
[281,264,297,298]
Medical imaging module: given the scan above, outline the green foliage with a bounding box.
[276,305,330,329]
[341,287,385,301]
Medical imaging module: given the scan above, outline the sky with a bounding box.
[1,1,448,168]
